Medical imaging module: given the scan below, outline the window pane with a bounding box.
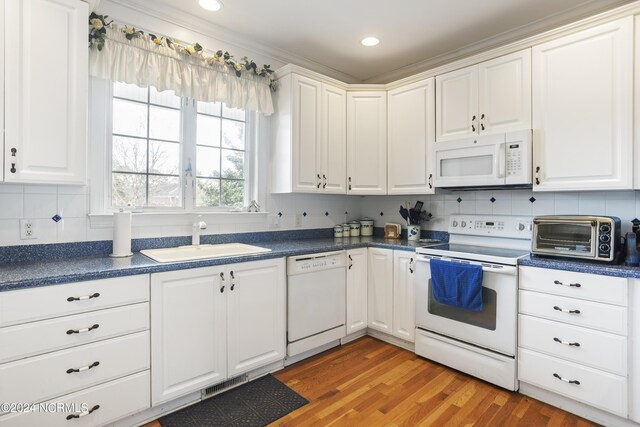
[112,173,146,207]
[221,149,244,179]
[149,140,180,175]
[196,115,221,147]
[221,180,244,208]
[113,99,147,137]
[112,136,147,173]
[222,105,245,121]
[113,82,148,102]
[150,87,181,108]
[197,101,222,116]
[196,146,220,178]
[149,106,180,141]
[148,175,181,207]
[221,120,245,150]
[196,178,220,207]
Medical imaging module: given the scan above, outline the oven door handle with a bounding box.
[415,255,517,275]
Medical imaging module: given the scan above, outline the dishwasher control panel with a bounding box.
[287,251,346,275]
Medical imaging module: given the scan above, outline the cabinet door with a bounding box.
[532,17,633,191]
[478,49,531,134]
[367,248,393,333]
[631,279,640,422]
[387,78,435,195]
[436,65,478,141]
[226,259,286,376]
[347,92,387,194]
[291,74,322,192]
[320,84,347,193]
[0,0,4,181]
[4,0,87,184]
[393,251,416,342]
[151,267,227,406]
[346,248,368,334]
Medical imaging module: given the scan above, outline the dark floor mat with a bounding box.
[159,374,308,427]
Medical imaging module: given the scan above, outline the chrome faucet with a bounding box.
[192,217,207,246]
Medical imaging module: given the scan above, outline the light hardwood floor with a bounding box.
[146,336,598,426]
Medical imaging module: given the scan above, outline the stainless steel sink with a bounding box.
[140,243,272,263]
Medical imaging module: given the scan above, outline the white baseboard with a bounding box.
[366,328,415,352]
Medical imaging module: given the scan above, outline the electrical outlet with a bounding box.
[20,219,37,240]
[268,214,281,229]
[294,214,303,228]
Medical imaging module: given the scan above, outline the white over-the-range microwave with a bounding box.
[432,130,532,189]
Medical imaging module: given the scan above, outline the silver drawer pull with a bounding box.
[67,293,100,302]
[553,337,580,347]
[66,361,99,374]
[66,324,99,335]
[554,280,581,288]
[66,404,100,420]
[553,305,580,314]
[553,373,580,385]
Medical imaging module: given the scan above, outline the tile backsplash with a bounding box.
[2,184,640,247]
[360,190,640,236]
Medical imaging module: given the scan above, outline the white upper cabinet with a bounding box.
[4,0,87,184]
[436,49,531,142]
[0,0,4,181]
[271,73,346,193]
[532,17,633,191]
[347,91,387,194]
[387,78,435,195]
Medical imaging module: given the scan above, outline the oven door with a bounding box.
[532,218,596,258]
[414,254,517,356]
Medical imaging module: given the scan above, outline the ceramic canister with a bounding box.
[342,224,350,234]
[349,221,361,237]
[334,225,343,238]
[360,218,374,236]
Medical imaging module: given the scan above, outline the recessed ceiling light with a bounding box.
[361,37,380,47]
[199,0,223,11]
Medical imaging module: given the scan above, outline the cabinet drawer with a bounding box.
[0,331,149,405]
[519,266,627,306]
[0,303,149,364]
[518,349,627,417]
[0,371,150,427]
[0,275,149,327]
[518,314,626,375]
[519,290,627,335]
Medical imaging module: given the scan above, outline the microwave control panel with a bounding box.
[506,144,522,176]
[504,130,532,185]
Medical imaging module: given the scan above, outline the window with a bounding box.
[109,82,251,210]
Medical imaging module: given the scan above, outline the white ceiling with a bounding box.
[126,0,632,82]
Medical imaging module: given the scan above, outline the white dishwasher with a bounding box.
[287,251,346,357]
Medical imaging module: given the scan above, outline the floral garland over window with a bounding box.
[88,13,276,91]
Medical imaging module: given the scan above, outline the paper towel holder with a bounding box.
[110,208,134,258]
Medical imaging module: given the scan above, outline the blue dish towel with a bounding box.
[429,259,483,311]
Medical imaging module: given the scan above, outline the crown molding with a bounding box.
[368,0,636,85]
[101,0,363,84]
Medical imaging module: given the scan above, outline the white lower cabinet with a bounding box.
[346,248,368,334]
[151,258,286,406]
[631,279,640,423]
[0,276,151,427]
[392,251,416,342]
[517,266,629,418]
[367,248,416,342]
[367,248,394,333]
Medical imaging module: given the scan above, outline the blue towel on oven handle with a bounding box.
[429,258,484,311]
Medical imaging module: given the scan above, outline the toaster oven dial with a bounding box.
[599,234,610,243]
[599,243,610,253]
[599,224,611,233]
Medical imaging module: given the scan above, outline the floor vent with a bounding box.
[202,374,248,398]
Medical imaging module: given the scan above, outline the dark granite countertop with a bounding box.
[519,254,640,279]
[0,237,426,292]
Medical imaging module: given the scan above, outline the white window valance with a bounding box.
[89,24,274,115]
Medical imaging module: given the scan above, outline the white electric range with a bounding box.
[414,214,532,391]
